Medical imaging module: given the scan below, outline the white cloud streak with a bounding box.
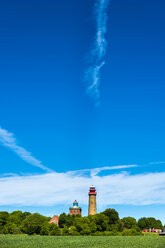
[69,164,137,177]
[0,127,52,173]
[1,169,165,207]
[149,161,165,165]
[85,0,110,104]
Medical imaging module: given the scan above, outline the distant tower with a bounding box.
[88,185,97,215]
[69,200,82,216]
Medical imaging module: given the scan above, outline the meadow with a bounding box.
[0,235,165,248]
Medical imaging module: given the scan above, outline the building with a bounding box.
[69,200,82,216]
[49,186,97,224]
[49,215,59,225]
[88,185,97,215]
[143,228,162,233]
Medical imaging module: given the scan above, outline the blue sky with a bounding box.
[0,0,165,222]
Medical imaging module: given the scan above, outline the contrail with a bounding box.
[85,0,110,105]
[0,127,53,173]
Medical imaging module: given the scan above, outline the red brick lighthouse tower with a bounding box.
[69,200,82,216]
[88,185,97,215]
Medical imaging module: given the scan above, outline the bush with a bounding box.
[122,228,142,236]
[68,226,80,236]
[132,224,141,232]
[91,231,103,236]
[103,230,120,236]
[62,226,69,235]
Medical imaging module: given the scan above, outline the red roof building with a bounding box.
[49,215,59,225]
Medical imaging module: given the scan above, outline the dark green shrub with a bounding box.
[122,228,142,236]
[68,226,80,236]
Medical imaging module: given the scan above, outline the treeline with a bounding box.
[0,209,163,236]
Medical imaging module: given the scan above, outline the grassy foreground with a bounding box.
[0,235,165,248]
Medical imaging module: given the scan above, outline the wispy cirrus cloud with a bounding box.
[149,161,165,165]
[69,164,137,177]
[85,0,110,105]
[0,127,52,173]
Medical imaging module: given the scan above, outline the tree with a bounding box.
[62,226,69,235]
[0,212,9,227]
[121,217,137,229]
[102,208,119,225]
[58,213,67,228]
[49,223,61,235]
[22,212,31,221]
[6,211,33,228]
[40,224,50,235]
[109,220,124,232]
[8,214,22,227]
[65,214,74,227]
[3,223,21,234]
[95,213,109,231]
[80,223,91,235]
[73,216,88,232]
[21,213,48,235]
[147,218,163,229]
[137,217,150,230]
[137,217,163,230]
[89,222,97,233]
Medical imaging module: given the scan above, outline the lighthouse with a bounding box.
[88,185,97,215]
[69,200,82,216]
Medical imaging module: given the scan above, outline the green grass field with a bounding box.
[0,235,165,248]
